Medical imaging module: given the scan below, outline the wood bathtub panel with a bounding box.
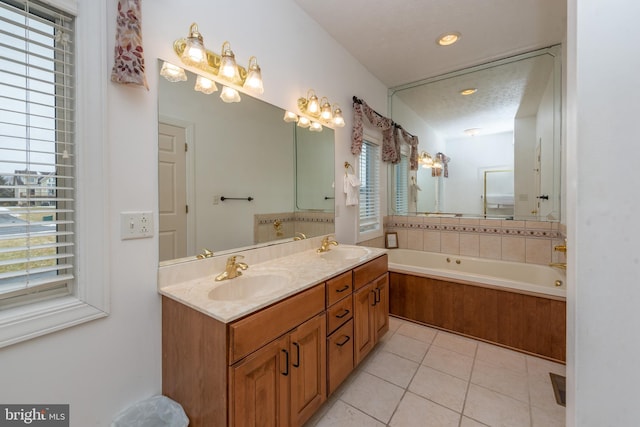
[389,272,566,362]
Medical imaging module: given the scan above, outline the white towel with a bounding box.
[410,182,421,203]
[344,173,360,206]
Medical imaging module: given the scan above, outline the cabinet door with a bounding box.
[373,273,389,341]
[289,313,326,427]
[353,282,375,365]
[229,336,290,427]
[327,319,354,396]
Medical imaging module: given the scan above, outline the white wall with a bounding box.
[0,0,387,425]
[514,116,537,217]
[566,1,640,425]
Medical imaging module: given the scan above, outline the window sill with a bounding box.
[0,295,107,348]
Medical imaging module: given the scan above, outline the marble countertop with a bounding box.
[159,244,387,323]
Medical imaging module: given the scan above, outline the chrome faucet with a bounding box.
[293,232,307,241]
[317,235,338,253]
[215,255,249,281]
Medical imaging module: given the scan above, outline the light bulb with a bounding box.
[332,106,345,127]
[243,56,264,95]
[220,86,241,103]
[160,61,187,82]
[320,98,333,121]
[181,23,207,67]
[219,41,240,82]
[283,111,299,123]
[297,116,310,128]
[194,75,218,94]
[307,91,319,115]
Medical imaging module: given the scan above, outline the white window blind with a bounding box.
[359,140,380,233]
[0,0,75,304]
[394,154,408,215]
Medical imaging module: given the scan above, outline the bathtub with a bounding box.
[387,249,567,361]
[387,249,566,299]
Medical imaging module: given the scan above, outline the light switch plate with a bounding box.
[120,211,153,240]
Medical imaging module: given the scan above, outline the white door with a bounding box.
[158,122,188,261]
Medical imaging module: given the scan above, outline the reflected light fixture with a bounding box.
[464,128,481,136]
[437,31,461,46]
[243,56,264,95]
[160,61,187,82]
[418,151,434,168]
[220,85,241,103]
[194,75,218,94]
[181,23,207,66]
[460,88,477,96]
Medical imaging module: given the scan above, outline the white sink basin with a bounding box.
[319,246,371,262]
[208,272,292,301]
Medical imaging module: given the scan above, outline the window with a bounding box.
[0,0,108,347]
[358,139,380,234]
[0,0,75,305]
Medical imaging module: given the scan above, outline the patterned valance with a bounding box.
[350,96,419,170]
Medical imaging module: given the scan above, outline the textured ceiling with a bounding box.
[294,0,566,139]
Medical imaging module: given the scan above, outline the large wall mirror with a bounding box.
[388,46,562,221]
[158,61,335,264]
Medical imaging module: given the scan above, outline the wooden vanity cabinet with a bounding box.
[229,312,326,427]
[353,256,389,365]
[162,253,389,427]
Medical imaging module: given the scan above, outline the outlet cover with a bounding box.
[120,211,154,240]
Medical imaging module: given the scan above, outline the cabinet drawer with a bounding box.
[326,271,352,306]
[327,294,353,335]
[327,319,354,396]
[353,255,388,290]
[229,284,325,364]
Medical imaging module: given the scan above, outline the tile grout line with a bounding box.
[457,337,480,427]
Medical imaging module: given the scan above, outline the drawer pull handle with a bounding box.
[336,309,350,319]
[371,290,377,306]
[336,285,350,293]
[375,287,381,304]
[336,335,351,347]
[281,349,289,376]
[292,342,300,368]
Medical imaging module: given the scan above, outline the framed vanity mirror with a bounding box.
[158,61,335,263]
[388,46,562,221]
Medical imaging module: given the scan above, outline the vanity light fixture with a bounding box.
[169,23,264,97]
[297,116,311,128]
[283,111,299,123]
[243,56,264,95]
[437,31,461,46]
[160,61,187,82]
[291,90,345,129]
[181,23,207,67]
[309,121,323,132]
[332,105,345,127]
[460,88,477,96]
[194,75,218,94]
[220,85,241,103]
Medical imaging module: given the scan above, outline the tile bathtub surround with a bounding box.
[385,216,565,265]
[306,317,566,427]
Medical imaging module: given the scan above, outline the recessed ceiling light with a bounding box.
[464,128,481,136]
[460,88,477,96]
[437,32,461,46]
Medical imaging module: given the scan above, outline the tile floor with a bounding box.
[305,316,565,427]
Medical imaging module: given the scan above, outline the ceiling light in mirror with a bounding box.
[460,88,477,96]
[437,32,461,46]
[464,128,481,136]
